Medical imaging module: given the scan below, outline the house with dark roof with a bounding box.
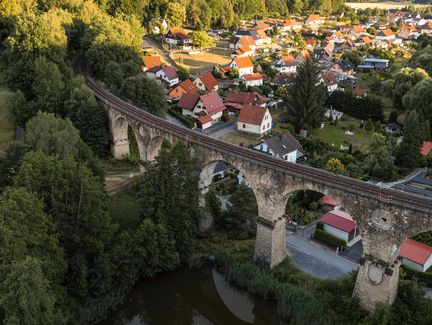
[224,91,265,110]
[252,133,303,163]
[320,71,338,93]
[237,105,272,136]
[329,59,355,81]
[271,73,296,87]
[318,210,361,247]
[194,72,219,92]
[165,27,192,49]
[399,239,432,272]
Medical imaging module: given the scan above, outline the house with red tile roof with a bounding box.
[194,72,219,92]
[231,45,255,58]
[237,105,272,136]
[421,141,432,157]
[399,239,432,272]
[250,29,271,46]
[280,19,302,32]
[274,55,297,73]
[178,92,226,126]
[142,55,161,71]
[178,93,201,116]
[295,50,310,65]
[305,14,325,26]
[319,210,360,246]
[165,27,192,49]
[241,73,263,87]
[229,57,254,78]
[350,26,366,37]
[420,22,432,35]
[146,66,179,87]
[318,195,341,212]
[320,71,338,93]
[224,91,265,110]
[168,79,199,99]
[376,29,396,41]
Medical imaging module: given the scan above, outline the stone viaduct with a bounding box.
[81,67,432,312]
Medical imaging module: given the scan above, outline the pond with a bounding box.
[98,265,280,325]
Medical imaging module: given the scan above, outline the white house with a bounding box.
[274,55,297,74]
[229,57,254,78]
[252,133,302,163]
[237,105,271,136]
[320,71,338,93]
[375,29,396,41]
[319,210,361,247]
[280,19,302,32]
[399,239,432,272]
[146,66,179,87]
[241,73,263,87]
[305,14,325,26]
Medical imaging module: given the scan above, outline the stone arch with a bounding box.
[146,135,164,162]
[111,116,130,158]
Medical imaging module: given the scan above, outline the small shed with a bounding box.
[399,239,432,272]
[319,210,360,247]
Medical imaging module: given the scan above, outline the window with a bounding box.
[262,125,265,130]
[243,124,246,128]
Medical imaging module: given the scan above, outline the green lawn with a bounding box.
[0,88,15,152]
[310,117,373,152]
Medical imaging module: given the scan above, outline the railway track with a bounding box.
[78,64,432,213]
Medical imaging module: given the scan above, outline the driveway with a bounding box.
[286,235,359,279]
[142,36,178,68]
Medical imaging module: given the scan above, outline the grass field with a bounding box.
[171,47,231,74]
[310,117,373,151]
[346,2,430,10]
[0,87,15,152]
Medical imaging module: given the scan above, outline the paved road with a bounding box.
[286,235,359,279]
[142,36,178,68]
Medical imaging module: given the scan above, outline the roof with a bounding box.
[167,27,189,40]
[351,26,365,34]
[421,141,432,156]
[281,55,296,66]
[162,66,178,80]
[318,195,340,207]
[233,56,253,69]
[306,15,325,23]
[282,19,301,27]
[320,210,356,233]
[200,91,225,115]
[225,91,263,105]
[198,114,213,125]
[335,59,355,72]
[352,87,366,97]
[178,93,200,110]
[147,65,163,73]
[237,105,268,125]
[143,56,161,69]
[240,36,255,47]
[399,239,432,266]
[235,45,253,56]
[321,72,337,86]
[264,133,302,156]
[379,29,395,37]
[178,79,199,95]
[242,73,263,81]
[196,72,218,91]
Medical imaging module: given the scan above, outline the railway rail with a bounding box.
[78,64,432,213]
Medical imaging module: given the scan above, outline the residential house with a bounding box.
[194,72,219,92]
[252,133,302,163]
[399,25,418,40]
[305,14,325,26]
[150,18,168,35]
[305,38,317,48]
[271,73,296,87]
[318,195,341,212]
[178,93,200,116]
[331,31,345,44]
[281,19,302,32]
[231,45,255,58]
[385,123,402,134]
[316,43,334,62]
[420,22,432,35]
[320,71,338,92]
[350,26,366,38]
[237,105,272,136]
[229,57,254,78]
[241,73,263,87]
[250,29,271,46]
[399,239,432,272]
[295,49,310,65]
[229,36,255,50]
[168,79,199,99]
[376,29,396,41]
[329,59,355,81]
[421,141,432,157]
[339,24,352,34]
[225,91,264,110]
[319,210,361,247]
[142,55,161,71]
[165,28,192,49]
[358,57,390,71]
[255,20,272,31]
[355,36,373,47]
[146,66,179,86]
[274,55,297,73]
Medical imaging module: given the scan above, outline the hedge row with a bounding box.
[314,228,347,248]
[402,265,432,287]
[168,108,195,128]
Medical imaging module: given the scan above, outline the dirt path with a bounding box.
[143,36,178,68]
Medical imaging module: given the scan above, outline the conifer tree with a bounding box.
[398,110,423,169]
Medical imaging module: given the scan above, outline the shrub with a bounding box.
[402,265,432,287]
[309,202,319,211]
[314,228,347,247]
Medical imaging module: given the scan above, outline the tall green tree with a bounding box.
[284,57,326,132]
[0,257,64,325]
[402,78,432,125]
[138,141,200,261]
[0,142,28,191]
[364,133,396,181]
[397,110,423,169]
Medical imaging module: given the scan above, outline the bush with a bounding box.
[314,228,347,247]
[168,108,194,128]
[402,265,432,287]
[309,202,319,210]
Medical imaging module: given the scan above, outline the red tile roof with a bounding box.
[233,56,253,69]
[143,55,161,69]
[320,210,356,233]
[380,29,395,37]
[237,106,267,125]
[240,36,255,47]
[178,94,200,110]
[178,79,199,94]
[421,141,432,156]
[168,27,189,40]
[225,91,263,105]
[318,195,339,207]
[200,91,225,115]
[198,114,213,124]
[242,73,263,81]
[162,66,178,80]
[400,239,432,266]
[196,72,218,91]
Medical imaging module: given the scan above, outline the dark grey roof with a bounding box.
[391,169,432,198]
[265,133,302,156]
[338,59,355,72]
